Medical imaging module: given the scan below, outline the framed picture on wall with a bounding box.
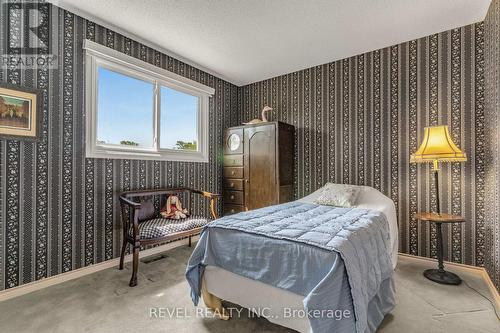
[0,83,41,141]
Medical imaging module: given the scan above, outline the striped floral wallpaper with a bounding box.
[0,2,498,292]
[484,0,500,290]
[236,23,491,274]
[0,4,238,290]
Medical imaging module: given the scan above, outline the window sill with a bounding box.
[86,147,209,163]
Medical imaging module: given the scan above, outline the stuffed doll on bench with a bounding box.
[160,195,190,219]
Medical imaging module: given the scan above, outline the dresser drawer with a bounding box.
[223,167,243,179]
[223,204,245,216]
[223,178,244,191]
[223,154,243,167]
[223,190,244,205]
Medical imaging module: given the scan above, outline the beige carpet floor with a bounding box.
[0,245,498,333]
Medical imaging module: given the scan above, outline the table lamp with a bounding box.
[410,125,467,215]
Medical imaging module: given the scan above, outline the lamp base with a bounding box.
[423,269,462,285]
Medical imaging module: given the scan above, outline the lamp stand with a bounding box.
[424,159,461,285]
[432,160,441,215]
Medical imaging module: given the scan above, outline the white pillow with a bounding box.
[313,183,363,207]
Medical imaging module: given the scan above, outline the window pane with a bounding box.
[97,67,154,148]
[160,86,198,151]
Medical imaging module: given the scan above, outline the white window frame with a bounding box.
[84,39,214,162]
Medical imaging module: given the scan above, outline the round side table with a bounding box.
[414,212,466,285]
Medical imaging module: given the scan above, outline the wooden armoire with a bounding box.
[222,121,295,215]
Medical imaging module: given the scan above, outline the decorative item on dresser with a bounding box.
[410,125,468,285]
[223,121,295,215]
[243,105,273,125]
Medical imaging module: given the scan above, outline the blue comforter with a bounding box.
[186,202,395,333]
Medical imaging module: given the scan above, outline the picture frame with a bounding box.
[0,83,42,141]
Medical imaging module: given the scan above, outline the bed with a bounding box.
[186,185,398,333]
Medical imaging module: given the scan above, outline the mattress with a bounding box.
[205,265,311,332]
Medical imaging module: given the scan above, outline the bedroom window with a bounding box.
[84,40,214,162]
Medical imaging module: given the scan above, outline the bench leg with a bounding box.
[129,245,139,287]
[119,238,127,270]
[188,236,192,247]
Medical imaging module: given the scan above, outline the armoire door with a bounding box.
[244,124,277,210]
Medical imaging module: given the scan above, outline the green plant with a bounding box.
[120,140,139,146]
[175,140,197,150]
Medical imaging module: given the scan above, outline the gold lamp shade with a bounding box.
[410,125,467,163]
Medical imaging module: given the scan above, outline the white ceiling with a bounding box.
[51,0,491,86]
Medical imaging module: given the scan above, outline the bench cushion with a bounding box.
[134,217,209,239]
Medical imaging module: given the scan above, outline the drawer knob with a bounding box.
[231,209,235,213]
[230,195,235,200]
[231,171,235,175]
[230,182,234,187]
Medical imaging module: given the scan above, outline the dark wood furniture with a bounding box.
[223,121,295,215]
[119,188,219,287]
[415,212,466,285]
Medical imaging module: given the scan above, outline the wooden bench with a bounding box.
[119,187,220,287]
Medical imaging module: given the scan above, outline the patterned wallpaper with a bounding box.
[236,24,489,272]
[0,2,498,292]
[484,0,500,290]
[0,4,238,290]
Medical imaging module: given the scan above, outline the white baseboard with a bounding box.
[398,253,500,314]
[0,236,199,302]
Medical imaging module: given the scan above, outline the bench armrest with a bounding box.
[190,190,220,219]
[201,191,221,199]
[119,196,142,209]
[118,196,142,240]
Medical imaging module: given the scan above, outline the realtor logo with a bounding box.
[6,1,50,54]
[2,0,57,68]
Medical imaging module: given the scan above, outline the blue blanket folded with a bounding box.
[186,202,395,333]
